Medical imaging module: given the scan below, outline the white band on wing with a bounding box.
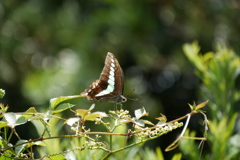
[95,60,115,97]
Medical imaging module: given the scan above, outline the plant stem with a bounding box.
[7,128,14,143]
[110,135,112,150]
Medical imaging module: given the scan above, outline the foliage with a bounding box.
[1,0,240,158]
[182,42,240,160]
[1,0,240,112]
[0,89,5,98]
[0,92,207,159]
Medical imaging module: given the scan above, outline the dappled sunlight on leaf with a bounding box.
[50,95,83,110]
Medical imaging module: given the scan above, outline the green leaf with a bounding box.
[202,51,214,63]
[37,115,52,137]
[142,120,154,126]
[25,140,46,148]
[4,113,16,128]
[0,121,9,128]
[208,114,237,159]
[84,114,101,121]
[65,117,80,126]
[195,100,209,111]
[183,42,204,72]
[15,140,27,156]
[50,95,82,110]
[76,109,90,118]
[91,111,108,118]
[135,119,145,127]
[134,107,148,120]
[120,118,133,124]
[0,151,14,160]
[52,103,75,114]
[0,136,12,152]
[229,134,240,158]
[75,104,95,117]
[0,89,5,98]
[0,104,8,118]
[15,116,27,126]
[156,120,166,127]
[4,112,32,127]
[45,110,53,121]
[156,114,167,122]
[171,153,182,160]
[88,103,95,111]
[24,107,37,120]
[26,107,37,113]
[34,141,46,146]
[188,103,194,111]
[155,147,164,160]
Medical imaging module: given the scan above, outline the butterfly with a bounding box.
[81,52,127,103]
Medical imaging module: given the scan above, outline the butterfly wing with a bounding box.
[81,52,125,103]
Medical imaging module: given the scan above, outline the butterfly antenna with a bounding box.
[126,97,138,101]
[124,89,138,101]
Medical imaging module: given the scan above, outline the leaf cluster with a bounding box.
[182,42,240,160]
[0,92,208,160]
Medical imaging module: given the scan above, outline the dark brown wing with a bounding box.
[81,52,125,103]
[112,61,124,96]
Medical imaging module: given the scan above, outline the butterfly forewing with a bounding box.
[81,52,126,103]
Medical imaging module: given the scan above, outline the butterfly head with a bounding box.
[120,95,127,103]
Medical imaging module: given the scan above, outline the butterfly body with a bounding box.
[81,52,127,103]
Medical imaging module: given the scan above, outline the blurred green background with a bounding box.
[0,0,240,159]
